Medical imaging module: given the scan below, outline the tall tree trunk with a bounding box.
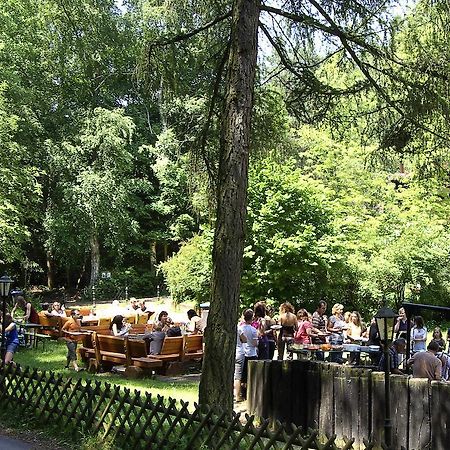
[90,233,100,287]
[46,250,56,290]
[199,0,260,413]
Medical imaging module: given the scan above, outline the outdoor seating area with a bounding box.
[78,332,202,376]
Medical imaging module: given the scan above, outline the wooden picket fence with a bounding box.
[0,364,375,449]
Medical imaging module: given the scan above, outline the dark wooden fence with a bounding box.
[247,360,450,450]
[0,364,378,449]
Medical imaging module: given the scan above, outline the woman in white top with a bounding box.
[50,302,65,317]
[186,309,204,334]
[110,315,131,336]
[234,325,247,402]
[411,315,427,352]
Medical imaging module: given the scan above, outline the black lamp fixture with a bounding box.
[375,306,397,343]
[374,305,398,450]
[0,275,13,363]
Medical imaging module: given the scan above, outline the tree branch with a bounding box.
[147,11,232,59]
[259,21,368,97]
[306,0,449,143]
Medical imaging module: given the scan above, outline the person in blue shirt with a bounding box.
[1,313,19,365]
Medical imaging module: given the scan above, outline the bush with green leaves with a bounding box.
[159,230,213,304]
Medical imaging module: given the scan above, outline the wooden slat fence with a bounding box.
[248,360,450,450]
[0,364,377,450]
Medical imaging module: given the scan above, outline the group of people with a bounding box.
[0,295,39,366]
[233,301,450,400]
[109,308,205,356]
[0,292,206,372]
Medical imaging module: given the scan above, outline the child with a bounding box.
[61,310,84,371]
[1,313,19,366]
[430,327,446,351]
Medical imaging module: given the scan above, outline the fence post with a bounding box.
[430,380,450,450]
[371,371,385,448]
[390,374,409,450]
[291,359,309,430]
[408,377,431,450]
[306,361,321,430]
[318,363,335,438]
[248,360,272,421]
[269,360,293,427]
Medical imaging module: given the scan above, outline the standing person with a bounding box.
[407,341,442,381]
[411,316,427,353]
[294,309,316,345]
[61,310,84,372]
[234,324,247,402]
[346,311,366,364]
[240,309,258,400]
[253,302,270,360]
[310,301,328,361]
[110,315,132,337]
[430,327,446,351]
[327,303,346,363]
[11,296,39,323]
[277,302,297,360]
[0,313,19,366]
[186,309,204,334]
[367,317,382,366]
[394,307,411,340]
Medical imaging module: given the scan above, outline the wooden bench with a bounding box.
[78,332,96,363]
[182,334,203,362]
[151,336,184,362]
[125,338,162,376]
[92,333,128,372]
[38,313,65,339]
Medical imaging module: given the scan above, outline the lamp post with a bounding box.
[375,306,398,450]
[0,275,13,363]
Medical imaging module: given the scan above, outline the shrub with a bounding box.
[159,230,213,304]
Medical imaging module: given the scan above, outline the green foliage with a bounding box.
[242,156,341,308]
[93,267,162,299]
[160,230,213,304]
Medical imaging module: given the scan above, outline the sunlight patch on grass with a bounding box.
[14,340,199,405]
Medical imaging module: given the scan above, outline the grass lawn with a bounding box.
[14,339,200,405]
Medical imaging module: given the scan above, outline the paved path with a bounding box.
[0,435,34,449]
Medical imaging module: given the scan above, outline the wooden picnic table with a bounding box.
[17,322,52,349]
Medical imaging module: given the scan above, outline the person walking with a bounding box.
[61,310,84,372]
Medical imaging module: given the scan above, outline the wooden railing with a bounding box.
[0,364,376,449]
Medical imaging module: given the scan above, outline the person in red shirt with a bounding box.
[295,309,316,344]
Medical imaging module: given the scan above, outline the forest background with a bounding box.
[1,0,450,320]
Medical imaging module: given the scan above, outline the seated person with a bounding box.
[378,338,406,374]
[47,301,65,317]
[143,322,166,355]
[186,309,204,334]
[110,315,132,337]
[154,311,173,333]
[127,298,140,311]
[407,341,442,381]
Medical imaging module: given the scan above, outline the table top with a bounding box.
[289,344,380,354]
[18,322,44,329]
